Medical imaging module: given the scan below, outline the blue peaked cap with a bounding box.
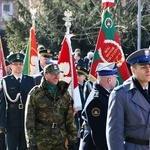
[126,48,150,66]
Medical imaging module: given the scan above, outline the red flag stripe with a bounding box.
[102,0,115,8]
[0,38,6,78]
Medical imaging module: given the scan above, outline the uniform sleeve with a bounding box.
[106,89,125,150]
[25,92,37,148]
[0,81,6,132]
[86,98,108,149]
[65,93,78,142]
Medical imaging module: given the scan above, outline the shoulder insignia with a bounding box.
[113,85,122,91]
[91,107,100,117]
[94,90,99,98]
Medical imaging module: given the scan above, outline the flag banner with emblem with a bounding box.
[0,37,6,78]
[23,27,39,75]
[102,0,115,8]
[57,34,82,112]
[89,9,131,83]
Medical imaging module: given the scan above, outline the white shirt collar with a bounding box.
[14,74,23,81]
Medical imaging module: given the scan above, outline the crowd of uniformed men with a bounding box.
[0,45,150,150]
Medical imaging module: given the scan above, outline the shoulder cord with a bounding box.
[87,81,93,92]
[2,79,21,103]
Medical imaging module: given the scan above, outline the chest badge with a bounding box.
[91,107,100,117]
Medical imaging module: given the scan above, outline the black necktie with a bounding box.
[18,78,21,83]
[17,78,21,91]
[144,89,149,95]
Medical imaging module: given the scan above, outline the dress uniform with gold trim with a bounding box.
[0,53,35,150]
[79,62,118,150]
[34,46,54,85]
[38,46,54,72]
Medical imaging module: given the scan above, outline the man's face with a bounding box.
[10,62,23,74]
[77,74,86,84]
[39,55,51,68]
[131,64,150,85]
[44,72,60,85]
[109,75,118,89]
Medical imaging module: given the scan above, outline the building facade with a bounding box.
[0,0,18,29]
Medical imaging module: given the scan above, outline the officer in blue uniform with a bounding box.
[0,53,35,150]
[106,48,150,150]
[79,62,118,150]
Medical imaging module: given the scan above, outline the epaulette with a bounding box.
[113,85,122,91]
[94,90,99,98]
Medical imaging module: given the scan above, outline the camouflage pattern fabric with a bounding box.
[25,78,77,150]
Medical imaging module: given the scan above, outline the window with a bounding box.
[3,4,10,12]
[2,2,13,20]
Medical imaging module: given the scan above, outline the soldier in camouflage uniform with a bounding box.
[25,64,78,150]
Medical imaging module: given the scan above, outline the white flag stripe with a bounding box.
[73,87,82,111]
[102,0,114,2]
[66,35,82,112]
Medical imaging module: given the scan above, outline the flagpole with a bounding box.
[63,10,74,97]
[137,0,141,49]
[30,8,36,29]
[63,10,73,34]
[29,0,36,29]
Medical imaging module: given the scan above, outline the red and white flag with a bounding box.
[102,0,115,8]
[57,34,82,112]
[0,37,6,78]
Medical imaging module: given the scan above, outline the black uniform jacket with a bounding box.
[0,74,35,129]
[82,82,110,150]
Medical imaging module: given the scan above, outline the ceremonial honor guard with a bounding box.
[0,53,35,150]
[38,45,54,72]
[34,46,54,85]
[79,62,118,150]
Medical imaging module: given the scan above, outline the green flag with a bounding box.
[23,27,39,75]
[89,9,130,84]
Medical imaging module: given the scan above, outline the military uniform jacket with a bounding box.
[106,77,150,150]
[25,78,77,149]
[0,74,35,128]
[82,82,110,150]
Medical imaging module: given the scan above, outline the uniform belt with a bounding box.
[125,137,149,145]
[83,124,90,130]
[8,104,24,109]
[36,118,59,129]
